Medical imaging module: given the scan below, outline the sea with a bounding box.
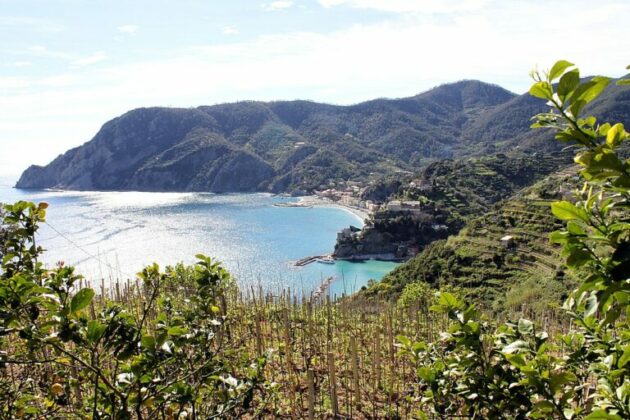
[0,179,398,298]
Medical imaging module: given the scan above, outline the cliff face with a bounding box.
[333,227,400,258]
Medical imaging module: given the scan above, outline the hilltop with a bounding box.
[17,78,629,195]
[17,78,630,195]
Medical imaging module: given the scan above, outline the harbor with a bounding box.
[295,254,334,266]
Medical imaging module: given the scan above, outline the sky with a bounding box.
[1,0,629,180]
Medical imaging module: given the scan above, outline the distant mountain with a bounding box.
[15,79,629,193]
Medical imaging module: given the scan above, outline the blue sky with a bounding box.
[1,0,630,179]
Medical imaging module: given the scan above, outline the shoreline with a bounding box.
[296,195,369,223]
[336,255,407,263]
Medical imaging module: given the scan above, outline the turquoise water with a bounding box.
[0,183,398,297]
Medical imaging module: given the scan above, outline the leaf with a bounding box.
[558,69,580,100]
[548,60,574,81]
[518,318,534,335]
[87,320,106,343]
[551,201,589,222]
[618,346,630,368]
[141,335,156,352]
[549,372,576,394]
[504,353,526,368]
[531,400,555,415]
[567,248,591,267]
[585,410,623,420]
[167,326,188,336]
[549,230,569,244]
[567,221,585,236]
[396,335,411,347]
[530,81,553,100]
[70,288,95,313]
[438,292,460,309]
[417,367,436,383]
[606,123,627,147]
[571,77,611,107]
[584,293,598,318]
[503,340,529,354]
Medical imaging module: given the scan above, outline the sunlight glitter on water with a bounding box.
[0,187,398,296]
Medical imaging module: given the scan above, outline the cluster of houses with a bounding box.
[386,200,422,213]
[315,178,439,216]
[314,185,381,213]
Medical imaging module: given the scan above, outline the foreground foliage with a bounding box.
[396,62,630,418]
[0,203,268,418]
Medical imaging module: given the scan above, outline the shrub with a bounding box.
[398,61,630,418]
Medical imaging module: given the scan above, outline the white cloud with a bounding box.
[222,25,239,35]
[37,74,79,88]
[22,45,73,60]
[117,24,139,35]
[0,16,64,33]
[264,1,294,11]
[28,45,46,52]
[13,61,32,68]
[70,52,108,67]
[318,0,489,13]
[0,77,30,90]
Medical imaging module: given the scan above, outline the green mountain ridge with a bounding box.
[16,80,537,193]
[16,78,629,194]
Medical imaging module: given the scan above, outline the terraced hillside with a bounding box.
[335,153,572,259]
[363,167,581,313]
[402,153,571,223]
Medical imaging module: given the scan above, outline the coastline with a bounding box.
[335,253,406,262]
[296,195,369,224]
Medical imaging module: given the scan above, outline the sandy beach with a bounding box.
[297,195,370,223]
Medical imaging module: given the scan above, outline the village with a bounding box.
[313,177,438,216]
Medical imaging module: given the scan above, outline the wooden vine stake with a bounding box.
[327,351,338,416]
[307,369,316,420]
[374,325,381,389]
[350,335,361,409]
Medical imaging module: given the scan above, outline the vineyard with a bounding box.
[0,247,574,418]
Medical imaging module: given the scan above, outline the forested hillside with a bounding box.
[11,80,560,193]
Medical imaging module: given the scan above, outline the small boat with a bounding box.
[316,256,335,265]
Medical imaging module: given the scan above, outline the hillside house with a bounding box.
[500,235,516,249]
